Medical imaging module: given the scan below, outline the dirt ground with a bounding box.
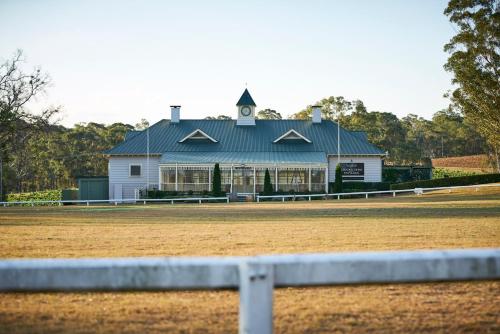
[0,187,499,333]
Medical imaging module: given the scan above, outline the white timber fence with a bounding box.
[1,183,499,207]
[0,248,499,334]
[0,196,230,207]
[256,183,500,202]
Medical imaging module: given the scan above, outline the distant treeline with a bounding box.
[3,122,133,193]
[291,97,487,165]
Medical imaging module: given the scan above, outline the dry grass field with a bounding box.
[0,187,499,333]
[432,154,495,173]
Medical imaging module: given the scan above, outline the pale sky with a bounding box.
[1,0,455,127]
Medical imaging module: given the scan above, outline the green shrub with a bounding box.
[343,182,390,192]
[332,164,343,193]
[7,190,62,206]
[390,173,500,190]
[432,168,480,179]
[263,168,273,195]
[212,163,222,196]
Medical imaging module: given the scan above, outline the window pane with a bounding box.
[130,165,141,176]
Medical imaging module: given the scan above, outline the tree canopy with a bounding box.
[443,0,500,170]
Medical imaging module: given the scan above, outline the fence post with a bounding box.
[365,194,368,199]
[239,261,274,334]
[227,196,230,203]
[393,191,396,197]
[337,195,340,200]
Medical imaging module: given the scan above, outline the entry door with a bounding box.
[232,167,254,193]
[113,184,123,201]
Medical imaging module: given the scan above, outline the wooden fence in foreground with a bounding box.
[0,249,499,334]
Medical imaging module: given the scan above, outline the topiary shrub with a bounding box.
[212,163,222,196]
[263,168,274,195]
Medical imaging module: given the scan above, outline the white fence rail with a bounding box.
[1,183,499,207]
[0,249,499,334]
[256,182,500,202]
[0,196,230,207]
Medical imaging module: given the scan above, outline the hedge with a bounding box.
[7,190,62,206]
[390,173,500,190]
[328,182,390,193]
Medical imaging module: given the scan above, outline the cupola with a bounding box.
[236,89,256,126]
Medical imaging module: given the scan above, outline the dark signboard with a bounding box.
[341,163,364,180]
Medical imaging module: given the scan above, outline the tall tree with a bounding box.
[257,109,282,120]
[0,50,59,198]
[444,0,500,171]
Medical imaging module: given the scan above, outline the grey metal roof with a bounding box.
[160,151,327,165]
[106,119,385,156]
[236,89,256,106]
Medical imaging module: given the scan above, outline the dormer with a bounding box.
[179,129,218,143]
[273,129,312,143]
[236,89,256,126]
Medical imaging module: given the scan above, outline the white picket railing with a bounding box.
[0,249,499,334]
[256,182,500,202]
[0,196,230,207]
[1,183,499,207]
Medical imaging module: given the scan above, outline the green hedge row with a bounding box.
[390,173,500,190]
[328,182,390,193]
[7,190,62,205]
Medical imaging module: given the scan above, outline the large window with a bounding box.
[177,167,210,192]
[277,168,308,192]
[161,167,176,191]
[220,168,232,193]
[311,168,325,192]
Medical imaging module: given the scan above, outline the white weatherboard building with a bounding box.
[106,89,386,200]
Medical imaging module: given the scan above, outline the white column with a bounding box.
[275,167,278,192]
[230,165,234,193]
[239,261,273,334]
[325,166,329,193]
[208,166,212,191]
[159,166,163,191]
[253,166,256,197]
[308,167,312,192]
[175,164,178,191]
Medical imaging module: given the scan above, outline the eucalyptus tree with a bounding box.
[444,0,500,170]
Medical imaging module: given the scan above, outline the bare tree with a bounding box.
[0,49,59,199]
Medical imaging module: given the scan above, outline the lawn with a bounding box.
[0,187,499,333]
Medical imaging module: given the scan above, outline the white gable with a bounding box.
[179,129,218,143]
[273,129,312,143]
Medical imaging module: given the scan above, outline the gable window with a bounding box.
[130,164,141,177]
[273,129,312,143]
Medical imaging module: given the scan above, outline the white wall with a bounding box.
[328,156,382,182]
[108,156,160,200]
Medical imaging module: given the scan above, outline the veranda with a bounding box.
[159,164,327,194]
